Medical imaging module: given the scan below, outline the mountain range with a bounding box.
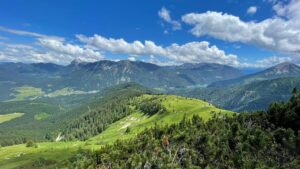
[0,60,243,101]
[209,62,300,87]
[0,60,300,112]
[173,62,300,111]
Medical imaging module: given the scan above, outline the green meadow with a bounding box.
[0,113,24,124]
[9,86,45,101]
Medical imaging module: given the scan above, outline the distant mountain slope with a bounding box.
[168,62,243,86]
[210,62,300,88]
[0,60,243,101]
[175,77,300,112]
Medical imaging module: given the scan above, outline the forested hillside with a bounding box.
[0,83,150,146]
[54,89,300,169]
[62,83,152,140]
[0,93,233,169]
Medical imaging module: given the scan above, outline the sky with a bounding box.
[0,0,299,68]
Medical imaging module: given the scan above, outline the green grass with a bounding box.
[0,113,24,124]
[0,142,84,169]
[34,113,50,121]
[88,94,234,145]
[46,87,84,97]
[0,94,235,169]
[9,86,45,101]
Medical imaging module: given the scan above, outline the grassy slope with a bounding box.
[87,94,234,145]
[7,85,95,102]
[0,142,82,169]
[0,94,234,169]
[0,113,24,124]
[9,86,45,101]
[34,113,50,121]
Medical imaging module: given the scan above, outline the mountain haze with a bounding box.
[210,62,300,88]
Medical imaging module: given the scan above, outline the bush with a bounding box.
[125,127,131,134]
[26,140,38,148]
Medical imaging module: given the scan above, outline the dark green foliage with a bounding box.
[62,83,151,141]
[125,127,131,134]
[15,157,57,169]
[63,148,96,169]
[26,140,37,148]
[268,88,300,131]
[0,94,95,146]
[139,100,166,115]
[58,90,300,169]
[0,83,150,146]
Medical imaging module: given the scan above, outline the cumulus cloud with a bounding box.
[0,25,292,68]
[38,38,103,61]
[128,56,136,61]
[255,56,291,68]
[0,40,104,64]
[247,6,257,15]
[77,34,239,66]
[158,7,181,30]
[0,43,63,63]
[0,26,104,64]
[182,0,300,55]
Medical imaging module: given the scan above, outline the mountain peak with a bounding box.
[264,62,300,76]
[273,61,298,68]
[70,58,85,66]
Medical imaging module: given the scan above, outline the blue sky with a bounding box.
[0,0,299,68]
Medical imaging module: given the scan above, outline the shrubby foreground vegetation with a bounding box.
[26,89,300,169]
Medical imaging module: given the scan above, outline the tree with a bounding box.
[26,140,38,148]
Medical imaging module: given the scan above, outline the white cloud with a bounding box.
[0,27,104,64]
[254,56,292,68]
[247,6,257,15]
[38,38,103,62]
[0,26,63,40]
[158,7,181,30]
[0,40,104,64]
[182,0,300,56]
[77,34,167,56]
[128,56,136,61]
[0,25,294,68]
[273,0,300,18]
[77,34,239,66]
[0,43,62,63]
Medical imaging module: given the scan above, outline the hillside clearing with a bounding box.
[87,94,235,145]
[9,86,45,101]
[0,113,24,124]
